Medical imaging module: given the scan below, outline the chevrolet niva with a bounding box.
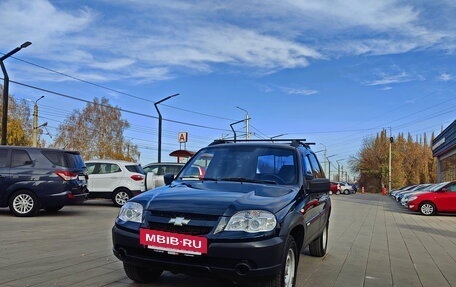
[112,139,331,287]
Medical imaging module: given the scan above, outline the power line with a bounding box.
[8,79,232,132]
[6,56,246,123]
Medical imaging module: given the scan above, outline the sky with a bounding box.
[0,0,455,180]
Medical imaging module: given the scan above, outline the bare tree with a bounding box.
[53,97,140,161]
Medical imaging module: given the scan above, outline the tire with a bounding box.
[419,202,436,216]
[255,236,298,287]
[45,206,64,212]
[112,188,131,207]
[9,190,40,217]
[309,222,328,257]
[123,262,162,283]
[344,189,349,195]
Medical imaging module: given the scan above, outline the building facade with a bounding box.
[432,120,456,182]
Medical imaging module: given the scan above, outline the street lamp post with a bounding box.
[32,96,44,147]
[154,93,179,163]
[1,41,32,145]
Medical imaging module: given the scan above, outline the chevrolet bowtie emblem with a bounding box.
[169,217,190,226]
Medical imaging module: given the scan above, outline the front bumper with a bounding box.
[112,225,285,281]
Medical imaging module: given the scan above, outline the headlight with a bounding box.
[218,210,277,233]
[118,202,143,223]
[408,196,418,202]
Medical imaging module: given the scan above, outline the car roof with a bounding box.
[143,162,184,166]
[85,159,140,165]
[207,140,316,154]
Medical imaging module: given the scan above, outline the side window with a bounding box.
[147,167,159,174]
[302,155,313,177]
[86,163,96,174]
[0,149,9,168]
[447,183,456,192]
[11,150,32,167]
[99,164,108,174]
[110,164,121,173]
[308,153,325,178]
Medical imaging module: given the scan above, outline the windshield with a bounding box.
[178,145,298,185]
[429,181,449,191]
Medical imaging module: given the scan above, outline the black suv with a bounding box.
[112,139,330,287]
[0,146,88,217]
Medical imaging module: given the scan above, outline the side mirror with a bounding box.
[308,178,330,194]
[164,173,175,185]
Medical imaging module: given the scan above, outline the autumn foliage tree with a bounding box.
[53,97,140,161]
[351,129,436,193]
[0,85,33,146]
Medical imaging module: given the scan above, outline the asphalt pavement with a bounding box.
[0,193,455,287]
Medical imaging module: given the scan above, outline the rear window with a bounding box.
[125,164,145,174]
[65,152,85,169]
[42,150,85,169]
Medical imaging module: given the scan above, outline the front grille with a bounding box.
[148,222,213,235]
[145,210,219,236]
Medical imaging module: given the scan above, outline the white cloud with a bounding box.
[438,73,453,81]
[286,88,318,96]
[365,72,417,86]
[0,0,455,84]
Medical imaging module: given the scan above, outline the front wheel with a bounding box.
[123,263,162,283]
[112,189,131,207]
[9,190,39,217]
[309,222,328,257]
[419,202,436,216]
[254,236,297,287]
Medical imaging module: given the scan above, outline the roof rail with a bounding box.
[209,139,315,147]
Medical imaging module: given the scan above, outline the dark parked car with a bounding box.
[112,139,331,287]
[0,146,88,217]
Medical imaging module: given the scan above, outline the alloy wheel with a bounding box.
[284,246,296,287]
[420,203,434,215]
[13,194,35,214]
[115,191,130,206]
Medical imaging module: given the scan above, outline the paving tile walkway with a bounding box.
[1,194,455,286]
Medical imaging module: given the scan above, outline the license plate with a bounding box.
[140,229,207,255]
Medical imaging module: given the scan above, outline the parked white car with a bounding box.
[142,162,184,188]
[85,159,147,206]
[338,181,354,195]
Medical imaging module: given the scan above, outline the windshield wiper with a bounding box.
[201,177,218,181]
[220,177,277,184]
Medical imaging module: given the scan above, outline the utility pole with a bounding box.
[32,96,44,147]
[320,143,327,176]
[236,106,250,139]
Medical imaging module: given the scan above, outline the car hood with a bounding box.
[137,181,299,216]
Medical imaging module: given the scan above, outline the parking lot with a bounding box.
[1,193,455,287]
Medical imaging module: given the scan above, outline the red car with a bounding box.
[407,181,456,215]
[330,182,338,194]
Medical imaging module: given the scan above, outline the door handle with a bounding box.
[300,199,320,214]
